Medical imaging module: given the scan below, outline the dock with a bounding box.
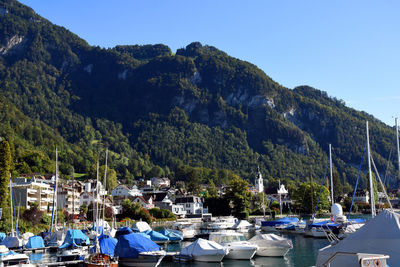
[37,260,84,267]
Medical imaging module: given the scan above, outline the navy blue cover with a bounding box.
[114,233,160,258]
[115,227,133,238]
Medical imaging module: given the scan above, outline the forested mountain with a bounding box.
[0,0,398,192]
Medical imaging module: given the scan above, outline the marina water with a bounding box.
[162,232,330,267]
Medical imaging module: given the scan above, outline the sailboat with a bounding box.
[85,150,118,267]
[315,121,394,267]
[1,174,24,249]
[46,148,66,248]
[57,168,89,262]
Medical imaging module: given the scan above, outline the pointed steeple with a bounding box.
[255,166,264,193]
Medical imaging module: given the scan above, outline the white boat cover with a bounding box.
[180,238,228,258]
[316,210,399,267]
[21,232,34,245]
[233,220,252,229]
[132,221,152,232]
[248,233,292,248]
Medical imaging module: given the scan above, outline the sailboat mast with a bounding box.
[329,144,334,205]
[366,121,376,218]
[72,168,75,233]
[50,148,58,233]
[9,173,14,236]
[102,149,108,226]
[396,118,400,179]
[95,161,99,234]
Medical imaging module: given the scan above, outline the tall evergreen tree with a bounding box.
[0,139,11,210]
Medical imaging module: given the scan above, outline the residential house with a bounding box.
[111,184,142,198]
[131,196,154,210]
[353,190,369,204]
[175,195,206,215]
[12,177,54,213]
[151,177,170,188]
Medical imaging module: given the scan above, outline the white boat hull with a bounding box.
[194,253,226,262]
[224,247,257,260]
[119,252,164,267]
[256,247,291,257]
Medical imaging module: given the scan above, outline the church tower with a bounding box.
[255,166,264,193]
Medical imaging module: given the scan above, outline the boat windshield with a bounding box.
[211,235,246,243]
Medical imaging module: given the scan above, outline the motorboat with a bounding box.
[132,221,152,233]
[248,233,293,257]
[208,217,237,230]
[261,217,299,232]
[294,219,306,233]
[209,231,258,260]
[232,220,253,232]
[115,233,165,267]
[179,238,229,262]
[171,221,196,239]
[0,245,30,265]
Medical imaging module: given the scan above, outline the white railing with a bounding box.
[322,252,389,267]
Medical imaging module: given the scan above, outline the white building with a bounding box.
[57,182,80,215]
[255,166,264,193]
[84,180,107,196]
[111,184,142,197]
[175,195,205,215]
[12,177,54,213]
[170,204,186,218]
[151,177,170,188]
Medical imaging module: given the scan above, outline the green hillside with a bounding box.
[0,0,398,191]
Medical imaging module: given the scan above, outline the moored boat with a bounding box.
[179,238,229,262]
[115,233,165,267]
[248,233,293,257]
[209,231,257,260]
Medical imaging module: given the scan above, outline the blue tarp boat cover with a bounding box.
[115,227,133,238]
[90,235,117,257]
[158,229,183,241]
[59,229,90,249]
[26,236,45,249]
[39,231,51,241]
[309,220,340,228]
[136,232,151,239]
[144,230,169,242]
[261,217,299,227]
[0,233,6,243]
[115,233,160,258]
[0,233,5,243]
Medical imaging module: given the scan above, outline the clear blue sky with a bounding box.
[20,0,400,126]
